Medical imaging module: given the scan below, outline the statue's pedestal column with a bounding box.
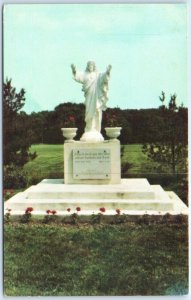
[64,140,121,184]
[80,131,104,142]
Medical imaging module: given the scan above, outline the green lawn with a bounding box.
[121,144,159,175]
[4,220,188,296]
[24,144,64,181]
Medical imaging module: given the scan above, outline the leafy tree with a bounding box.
[3,78,36,167]
[3,78,25,114]
[29,111,51,144]
[142,92,188,175]
[159,90,165,110]
[51,102,85,143]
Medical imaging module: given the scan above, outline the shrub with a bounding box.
[3,189,14,201]
[4,209,12,223]
[174,214,188,225]
[90,213,102,224]
[70,213,79,225]
[43,210,57,224]
[121,162,133,177]
[4,164,29,189]
[28,172,43,185]
[20,207,34,223]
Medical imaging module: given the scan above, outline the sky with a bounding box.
[3,3,188,113]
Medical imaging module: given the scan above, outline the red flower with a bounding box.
[25,207,33,213]
[51,210,57,215]
[99,207,106,213]
[116,208,121,215]
[67,208,71,212]
[46,209,51,214]
[10,189,14,194]
[76,207,81,212]
[69,116,75,122]
[28,207,33,212]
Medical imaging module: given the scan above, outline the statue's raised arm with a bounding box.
[106,64,112,76]
[71,64,76,76]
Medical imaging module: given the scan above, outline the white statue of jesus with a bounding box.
[71,61,112,142]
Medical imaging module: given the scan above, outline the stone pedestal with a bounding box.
[64,140,121,184]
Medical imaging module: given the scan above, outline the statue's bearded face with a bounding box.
[87,62,95,72]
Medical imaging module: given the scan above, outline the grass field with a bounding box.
[122,144,155,172]
[4,220,188,296]
[24,144,64,180]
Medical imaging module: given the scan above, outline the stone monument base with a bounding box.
[4,178,188,215]
[64,140,121,184]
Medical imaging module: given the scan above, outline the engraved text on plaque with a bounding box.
[73,149,111,179]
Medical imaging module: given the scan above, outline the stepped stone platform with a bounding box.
[4,179,188,215]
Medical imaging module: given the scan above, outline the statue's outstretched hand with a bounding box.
[71,64,76,75]
[106,64,112,75]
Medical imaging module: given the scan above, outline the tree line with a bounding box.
[6,100,187,146]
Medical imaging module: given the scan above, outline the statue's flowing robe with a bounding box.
[74,71,110,127]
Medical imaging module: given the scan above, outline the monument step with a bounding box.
[26,178,155,200]
[5,198,174,211]
[26,191,155,200]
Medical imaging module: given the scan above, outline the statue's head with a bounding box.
[86,61,96,72]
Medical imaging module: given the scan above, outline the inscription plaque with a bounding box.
[73,149,111,179]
